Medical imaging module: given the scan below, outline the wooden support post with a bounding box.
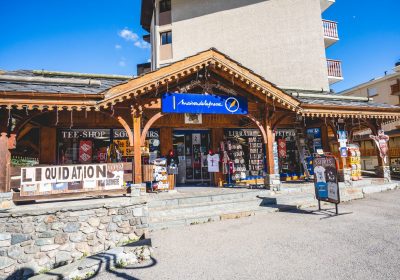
[265,119,280,189]
[0,133,9,193]
[132,110,142,184]
[321,124,331,153]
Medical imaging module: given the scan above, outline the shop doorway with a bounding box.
[173,130,211,186]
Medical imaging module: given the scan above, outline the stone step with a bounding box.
[149,198,275,221]
[149,196,276,217]
[149,207,278,231]
[148,189,270,209]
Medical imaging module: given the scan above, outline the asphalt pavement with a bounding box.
[95,189,400,280]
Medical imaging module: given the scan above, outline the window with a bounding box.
[159,0,171,13]
[160,31,172,45]
[367,87,378,97]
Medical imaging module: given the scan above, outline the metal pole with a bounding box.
[335,203,338,215]
[318,200,321,211]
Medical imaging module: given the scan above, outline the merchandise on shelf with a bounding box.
[347,144,362,181]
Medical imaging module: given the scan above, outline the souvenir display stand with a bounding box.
[347,144,362,181]
[149,158,169,192]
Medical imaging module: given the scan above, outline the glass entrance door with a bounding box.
[173,130,211,185]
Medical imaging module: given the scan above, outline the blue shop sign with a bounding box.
[162,93,248,115]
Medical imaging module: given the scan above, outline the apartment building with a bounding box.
[340,63,400,171]
[140,0,343,92]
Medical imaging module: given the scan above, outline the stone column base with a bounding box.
[375,166,391,183]
[0,192,14,209]
[265,174,281,191]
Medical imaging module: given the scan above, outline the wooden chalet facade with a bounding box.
[1,49,399,198]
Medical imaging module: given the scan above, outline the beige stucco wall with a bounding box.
[161,0,330,91]
[343,74,400,106]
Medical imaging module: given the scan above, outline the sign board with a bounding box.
[20,163,125,196]
[313,155,340,204]
[162,93,248,115]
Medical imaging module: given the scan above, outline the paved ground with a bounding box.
[95,190,400,280]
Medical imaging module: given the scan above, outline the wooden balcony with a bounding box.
[327,59,343,84]
[323,20,339,48]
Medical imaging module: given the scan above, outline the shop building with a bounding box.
[1,49,399,201]
[340,63,400,174]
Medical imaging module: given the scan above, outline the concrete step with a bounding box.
[148,189,271,209]
[149,206,278,231]
[149,198,276,221]
[149,196,276,218]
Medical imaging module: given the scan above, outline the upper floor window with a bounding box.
[159,0,171,13]
[367,87,378,97]
[161,31,172,45]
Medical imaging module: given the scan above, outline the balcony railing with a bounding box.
[327,59,343,78]
[323,20,338,39]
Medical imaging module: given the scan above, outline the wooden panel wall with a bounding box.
[40,127,57,164]
[160,127,173,157]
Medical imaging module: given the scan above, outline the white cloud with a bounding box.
[118,28,139,41]
[115,44,122,50]
[118,28,150,49]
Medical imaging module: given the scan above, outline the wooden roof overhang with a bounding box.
[101,49,302,113]
[300,104,400,120]
[0,91,102,111]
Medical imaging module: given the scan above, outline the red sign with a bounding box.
[79,140,92,163]
[278,139,287,158]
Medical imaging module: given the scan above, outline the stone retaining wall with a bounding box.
[0,197,149,279]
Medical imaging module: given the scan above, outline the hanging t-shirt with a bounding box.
[314,166,326,183]
[207,154,220,172]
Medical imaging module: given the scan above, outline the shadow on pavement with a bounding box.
[257,196,353,220]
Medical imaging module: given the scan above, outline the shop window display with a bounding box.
[223,129,265,185]
[58,128,160,164]
[275,129,302,181]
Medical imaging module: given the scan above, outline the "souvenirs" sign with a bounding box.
[162,93,248,115]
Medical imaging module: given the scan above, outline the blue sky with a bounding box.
[0,0,399,92]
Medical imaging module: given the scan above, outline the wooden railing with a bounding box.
[323,20,339,39]
[327,59,343,78]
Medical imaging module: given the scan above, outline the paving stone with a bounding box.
[11,233,30,245]
[0,233,11,241]
[63,222,80,233]
[55,251,71,264]
[34,238,54,246]
[40,244,60,252]
[37,231,56,238]
[54,233,69,245]
[24,245,39,254]
[8,246,24,260]
[106,222,118,232]
[0,256,14,270]
[44,215,57,224]
[87,217,100,227]
[132,207,143,217]
[69,233,86,243]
